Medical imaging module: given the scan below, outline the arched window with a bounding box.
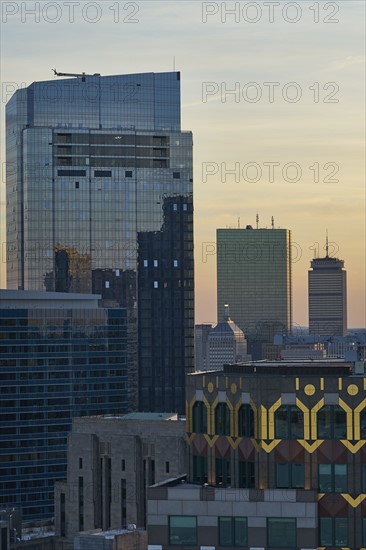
[275,406,304,439]
[317,405,346,439]
[215,403,230,435]
[238,404,254,438]
[192,401,207,433]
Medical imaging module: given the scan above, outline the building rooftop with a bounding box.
[76,412,179,422]
[189,359,356,377]
[0,289,101,308]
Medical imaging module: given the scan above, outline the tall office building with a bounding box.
[195,324,212,371]
[0,290,128,522]
[217,226,292,342]
[308,250,347,337]
[6,71,194,413]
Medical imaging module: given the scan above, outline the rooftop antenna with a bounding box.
[238,217,240,229]
[256,212,259,229]
[325,229,329,257]
[271,216,275,229]
[173,56,176,71]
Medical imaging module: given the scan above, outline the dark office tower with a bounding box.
[0,290,128,523]
[309,252,347,337]
[6,71,194,410]
[138,196,194,414]
[217,226,292,343]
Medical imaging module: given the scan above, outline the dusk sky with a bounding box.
[1,0,365,327]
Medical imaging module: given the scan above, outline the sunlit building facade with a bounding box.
[309,256,347,337]
[217,227,292,342]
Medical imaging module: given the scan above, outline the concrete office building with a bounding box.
[54,413,187,540]
[216,226,292,343]
[6,70,194,414]
[0,290,128,523]
[208,305,250,370]
[148,358,366,549]
[309,253,347,337]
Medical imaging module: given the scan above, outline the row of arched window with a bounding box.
[192,401,363,440]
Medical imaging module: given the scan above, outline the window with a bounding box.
[153,281,158,289]
[153,260,158,267]
[318,464,347,492]
[239,461,255,488]
[361,410,366,439]
[121,459,125,471]
[173,260,178,267]
[268,518,296,548]
[215,403,230,435]
[216,458,231,486]
[276,463,304,488]
[192,455,207,484]
[362,464,366,492]
[79,458,83,469]
[173,172,180,179]
[275,406,303,439]
[169,516,197,546]
[143,260,148,267]
[219,517,247,546]
[238,404,254,437]
[317,406,346,439]
[319,517,348,547]
[75,181,79,189]
[363,518,366,546]
[192,401,207,433]
[125,171,133,178]
[165,461,170,474]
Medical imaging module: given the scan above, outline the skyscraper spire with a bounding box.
[326,229,329,258]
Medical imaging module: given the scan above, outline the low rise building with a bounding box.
[55,413,187,541]
[148,359,366,549]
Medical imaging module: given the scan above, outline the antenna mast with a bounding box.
[325,229,329,257]
[271,216,275,229]
[256,213,259,229]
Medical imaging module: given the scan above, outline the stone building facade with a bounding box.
[55,413,187,540]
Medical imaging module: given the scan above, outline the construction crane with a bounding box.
[52,69,100,81]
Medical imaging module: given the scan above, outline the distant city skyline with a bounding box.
[1,1,365,328]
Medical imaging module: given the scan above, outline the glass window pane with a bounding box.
[268,518,296,547]
[363,464,366,493]
[291,463,304,488]
[334,407,346,439]
[290,407,304,439]
[276,464,289,488]
[335,517,348,546]
[318,406,331,439]
[334,464,347,492]
[319,464,332,492]
[234,517,247,546]
[319,517,332,546]
[275,407,288,438]
[363,518,366,546]
[219,517,233,546]
[169,516,197,546]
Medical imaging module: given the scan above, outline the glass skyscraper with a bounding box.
[6,71,194,413]
[0,290,128,522]
[217,227,292,342]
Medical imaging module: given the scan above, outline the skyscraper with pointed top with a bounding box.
[308,235,347,337]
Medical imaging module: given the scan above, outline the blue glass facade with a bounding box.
[6,71,194,415]
[0,300,127,522]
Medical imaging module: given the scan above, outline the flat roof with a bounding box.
[191,360,355,377]
[82,412,179,422]
[0,289,101,308]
